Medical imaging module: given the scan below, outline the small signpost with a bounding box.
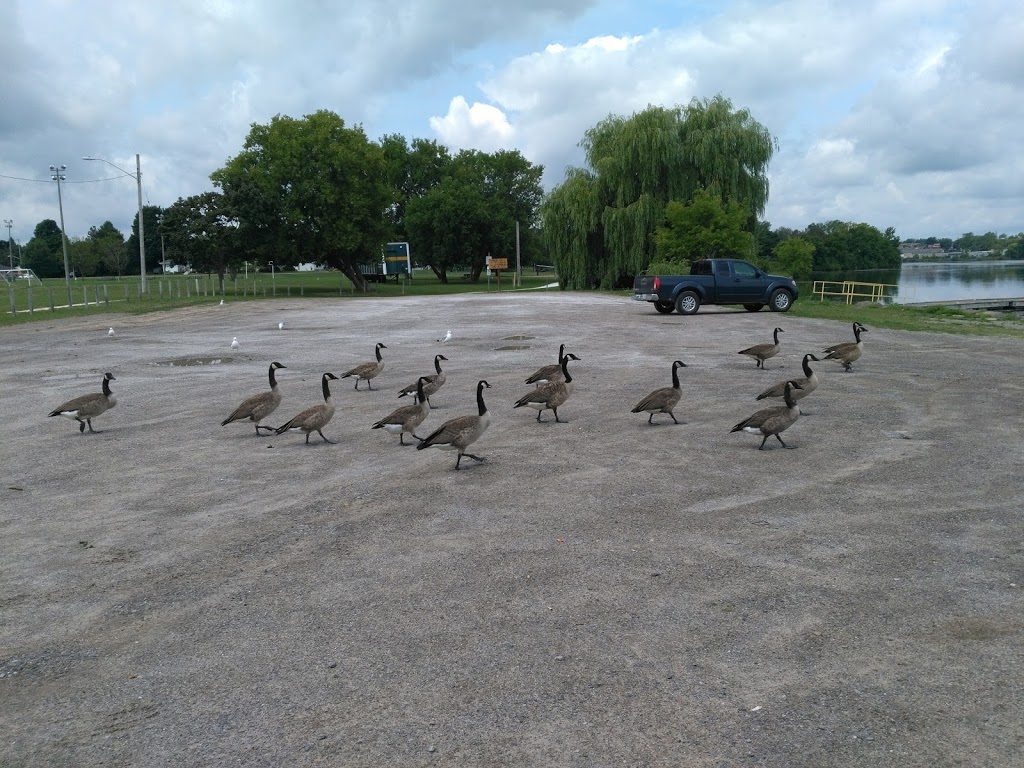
[489,257,508,290]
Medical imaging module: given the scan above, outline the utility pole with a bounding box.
[3,219,11,270]
[515,220,522,287]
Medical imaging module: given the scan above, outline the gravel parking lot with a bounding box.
[2,292,1022,767]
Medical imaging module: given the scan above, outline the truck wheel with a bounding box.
[744,303,764,312]
[654,300,675,314]
[769,289,793,312]
[675,291,701,315]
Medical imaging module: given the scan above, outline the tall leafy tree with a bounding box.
[87,221,127,277]
[404,148,544,282]
[126,205,164,274]
[804,221,901,272]
[653,189,752,267]
[406,177,491,282]
[380,135,453,243]
[22,219,65,278]
[771,237,815,279]
[542,95,776,288]
[161,192,239,291]
[212,110,392,292]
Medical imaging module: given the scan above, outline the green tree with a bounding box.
[126,205,164,274]
[771,236,815,279]
[86,221,127,276]
[804,221,900,272]
[542,95,776,289]
[404,148,543,283]
[161,192,240,291]
[406,177,491,283]
[212,110,392,292]
[653,189,752,267]
[380,135,453,242]
[22,219,65,278]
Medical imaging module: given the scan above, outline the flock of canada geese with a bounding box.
[46,321,868,464]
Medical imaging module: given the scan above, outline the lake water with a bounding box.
[811,261,1024,304]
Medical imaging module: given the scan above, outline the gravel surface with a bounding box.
[2,292,1022,767]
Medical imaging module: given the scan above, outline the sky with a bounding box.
[1,0,1022,253]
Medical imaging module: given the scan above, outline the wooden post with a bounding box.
[8,283,14,316]
[104,285,109,306]
[49,287,54,311]
[28,284,33,313]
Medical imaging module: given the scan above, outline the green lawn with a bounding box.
[4,270,1022,338]
[0,269,562,327]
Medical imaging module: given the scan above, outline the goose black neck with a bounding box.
[322,374,333,401]
[773,327,781,344]
[560,356,572,384]
[671,361,681,388]
[102,377,112,396]
[854,325,862,342]
[375,345,384,362]
[784,384,797,408]
[416,377,426,403]
[477,382,488,415]
[434,356,444,374]
[557,343,566,362]
[269,364,279,388]
[801,355,813,377]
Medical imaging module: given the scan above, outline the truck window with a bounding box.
[691,261,712,276]
[732,262,757,279]
[716,262,731,278]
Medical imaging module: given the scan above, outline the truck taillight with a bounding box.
[653,276,660,290]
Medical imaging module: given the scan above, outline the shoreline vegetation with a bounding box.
[2,270,1022,338]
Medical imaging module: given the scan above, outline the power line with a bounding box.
[0,172,126,183]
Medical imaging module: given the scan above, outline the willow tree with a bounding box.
[542,94,776,289]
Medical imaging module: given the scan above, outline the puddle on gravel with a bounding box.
[156,356,238,367]
[497,334,534,350]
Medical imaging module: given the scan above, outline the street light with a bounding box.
[83,153,147,293]
[3,219,11,270]
[49,165,73,307]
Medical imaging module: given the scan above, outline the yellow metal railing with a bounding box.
[812,280,903,304]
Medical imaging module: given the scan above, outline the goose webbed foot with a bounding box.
[318,430,335,444]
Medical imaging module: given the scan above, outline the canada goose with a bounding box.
[631,360,687,424]
[342,342,387,390]
[221,361,286,435]
[373,377,431,445]
[730,380,803,450]
[756,354,820,402]
[514,354,574,423]
[49,372,117,433]
[417,380,492,469]
[274,373,339,444]
[823,322,868,371]
[525,343,580,384]
[398,354,448,406]
[739,327,783,369]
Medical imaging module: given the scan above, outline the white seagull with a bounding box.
[107,327,115,337]
[219,299,225,306]
[438,329,452,343]
[278,321,285,330]
[231,337,240,350]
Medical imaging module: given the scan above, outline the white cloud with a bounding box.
[430,97,515,152]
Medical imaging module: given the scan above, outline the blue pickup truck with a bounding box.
[633,258,799,315]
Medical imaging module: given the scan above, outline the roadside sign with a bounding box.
[489,258,508,270]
